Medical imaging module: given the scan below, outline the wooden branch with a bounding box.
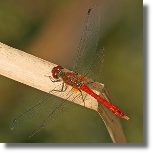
[0,42,127,143]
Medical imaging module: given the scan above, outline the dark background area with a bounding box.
[0,0,143,143]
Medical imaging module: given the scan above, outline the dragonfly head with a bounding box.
[52,66,63,79]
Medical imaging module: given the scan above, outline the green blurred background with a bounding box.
[0,0,143,143]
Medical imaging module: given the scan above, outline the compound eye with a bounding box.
[52,67,56,73]
[56,66,62,71]
[52,71,58,78]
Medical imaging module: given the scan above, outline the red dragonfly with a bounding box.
[10,5,129,138]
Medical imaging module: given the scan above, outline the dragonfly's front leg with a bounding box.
[45,74,62,82]
[52,82,67,92]
[45,75,67,92]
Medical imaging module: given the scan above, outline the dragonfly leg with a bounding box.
[79,90,86,107]
[49,76,61,82]
[52,83,67,92]
[45,75,61,82]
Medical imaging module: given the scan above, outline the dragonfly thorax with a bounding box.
[62,72,85,90]
[52,66,86,90]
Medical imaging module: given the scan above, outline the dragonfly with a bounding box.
[10,5,129,138]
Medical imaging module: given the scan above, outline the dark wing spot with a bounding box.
[87,8,91,15]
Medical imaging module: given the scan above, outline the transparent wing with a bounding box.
[83,47,106,82]
[73,5,100,75]
[9,94,63,130]
[9,90,77,130]
[29,92,79,138]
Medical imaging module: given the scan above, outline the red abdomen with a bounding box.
[80,84,129,120]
